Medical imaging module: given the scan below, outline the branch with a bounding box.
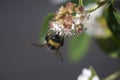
[86,0,110,13]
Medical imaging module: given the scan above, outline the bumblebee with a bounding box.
[32,32,64,61]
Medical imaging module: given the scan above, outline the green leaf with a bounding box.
[104,3,120,40]
[83,0,96,6]
[96,16,120,58]
[104,71,120,80]
[68,33,90,63]
[96,36,120,58]
[39,13,54,42]
[89,66,97,76]
[89,66,99,80]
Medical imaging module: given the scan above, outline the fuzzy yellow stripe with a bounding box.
[48,39,60,48]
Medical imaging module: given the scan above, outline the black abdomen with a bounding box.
[45,33,64,50]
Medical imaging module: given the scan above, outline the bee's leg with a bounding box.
[53,49,64,61]
[31,43,46,48]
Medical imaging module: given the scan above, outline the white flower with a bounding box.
[77,75,89,80]
[48,2,90,37]
[71,23,75,30]
[73,17,81,25]
[82,68,92,77]
[92,76,100,80]
[77,68,100,80]
[49,21,63,31]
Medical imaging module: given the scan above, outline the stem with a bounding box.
[103,71,120,80]
[86,0,110,13]
[112,0,115,4]
[79,0,83,6]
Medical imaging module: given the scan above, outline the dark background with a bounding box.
[0,0,120,80]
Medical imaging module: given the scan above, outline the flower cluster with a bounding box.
[77,68,100,80]
[49,2,89,37]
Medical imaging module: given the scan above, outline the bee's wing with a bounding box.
[31,43,46,48]
[53,50,64,61]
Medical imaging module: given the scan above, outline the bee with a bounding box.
[32,32,64,61]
